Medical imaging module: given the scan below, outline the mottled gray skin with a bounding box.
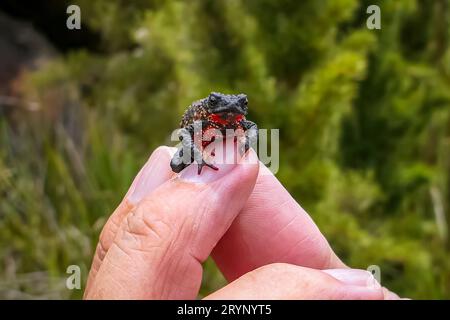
[171,92,258,174]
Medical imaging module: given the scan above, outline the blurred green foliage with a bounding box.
[1,0,449,299]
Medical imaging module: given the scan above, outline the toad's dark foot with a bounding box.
[240,119,258,156]
[237,136,250,156]
[171,148,189,173]
[238,135,258,157]
[197,159,218,175]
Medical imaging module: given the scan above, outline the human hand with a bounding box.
[84,145,398,299]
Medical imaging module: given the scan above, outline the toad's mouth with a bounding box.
[209,113,244,125]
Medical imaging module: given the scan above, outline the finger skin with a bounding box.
[213,163,345,282]
[85,150,259,299]
[323,269,402,300]
[205,263,384,300]
[323,269,377,287]
[85,146,176,295]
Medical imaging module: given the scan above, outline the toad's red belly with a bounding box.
[208,113,244,126]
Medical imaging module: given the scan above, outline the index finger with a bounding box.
[212,163,346,281]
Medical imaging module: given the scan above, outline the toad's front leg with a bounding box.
[170,147,188,173]
[170,123,218,174]
[240,120,258,154]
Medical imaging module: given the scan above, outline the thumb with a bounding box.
[205,264,385,300]
[85,147,259,299]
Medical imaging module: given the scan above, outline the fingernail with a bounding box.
[179,141,257,183]
[324,269,381,289]
[179,161,238,183]
[128,146,176,204]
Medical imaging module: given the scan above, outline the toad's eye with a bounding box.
[239,96,248,106]
[209,93,220,105]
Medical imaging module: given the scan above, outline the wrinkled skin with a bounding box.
[84,146,401,300]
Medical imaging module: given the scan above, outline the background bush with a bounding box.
[0,0,449,299]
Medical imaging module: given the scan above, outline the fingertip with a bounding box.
[338,285,385,300]
[322,269,385,300]
[178,144,259,184]
[211,147,259,197]
[382,287,403,300]
[323,269,381,289]
[127,145,176,204]
[235,147,260,181]
[155,145,178,157]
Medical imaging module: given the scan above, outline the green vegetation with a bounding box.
[1,0,449,299]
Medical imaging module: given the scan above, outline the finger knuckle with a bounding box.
[120,201,175,254]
